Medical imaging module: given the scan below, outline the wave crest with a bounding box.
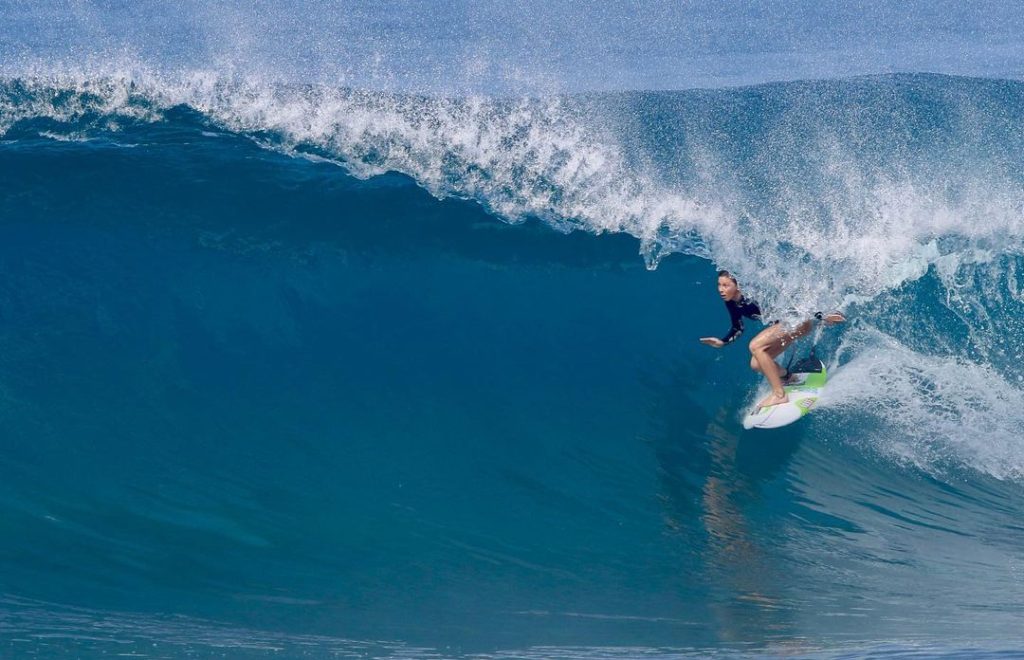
[3,68,1024,319]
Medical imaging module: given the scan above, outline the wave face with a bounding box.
[3,70,1024,656]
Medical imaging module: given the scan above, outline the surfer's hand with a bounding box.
[699,337,725,348]
[822,312,846,325]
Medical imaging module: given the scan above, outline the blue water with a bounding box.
[4,3,1024,658]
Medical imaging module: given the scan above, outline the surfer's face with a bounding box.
[717,275,739,301]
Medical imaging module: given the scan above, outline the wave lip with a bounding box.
[6,70,1024,320]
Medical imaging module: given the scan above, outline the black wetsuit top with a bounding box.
[721,295,762,345]
[721,298,825,345]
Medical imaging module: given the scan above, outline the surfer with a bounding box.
[700,270,845,408]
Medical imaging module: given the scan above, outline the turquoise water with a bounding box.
[3,3,1024,657]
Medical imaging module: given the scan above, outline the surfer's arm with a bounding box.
[814,311,846,325]
[700,306,741,347]
[716,303,745,345]
[720,323,742,345]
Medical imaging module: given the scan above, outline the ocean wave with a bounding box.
[5,64,1024,652]
[826,325,1024,480]
[4,70,1024,454]
[3,69,1023,320]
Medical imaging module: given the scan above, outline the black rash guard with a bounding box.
[721,299,825,345]
[721,295,762,345]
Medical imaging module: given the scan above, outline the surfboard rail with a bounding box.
[742,360,827,430]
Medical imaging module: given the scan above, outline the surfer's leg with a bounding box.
[765,320,813,359]
[749,321,813,407]
[749,326,789,406]
[749,354,792,381]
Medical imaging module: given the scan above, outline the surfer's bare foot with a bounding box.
[759,392,789,408]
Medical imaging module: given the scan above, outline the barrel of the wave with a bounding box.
[742,356,827,429]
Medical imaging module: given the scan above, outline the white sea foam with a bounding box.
[3,66,1024,320]
[0,65,724,263]
[823,327,1024,481]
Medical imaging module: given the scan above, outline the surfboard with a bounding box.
[742,358,827,430]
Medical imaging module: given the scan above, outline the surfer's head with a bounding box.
[717,270,740,301]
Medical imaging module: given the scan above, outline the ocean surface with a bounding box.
[3,3,1024,658]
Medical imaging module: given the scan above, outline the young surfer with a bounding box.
[700,270,845,408]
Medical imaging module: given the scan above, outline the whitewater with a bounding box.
[3,2,1024,658]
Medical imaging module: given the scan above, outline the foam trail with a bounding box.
[824,326,1024,480]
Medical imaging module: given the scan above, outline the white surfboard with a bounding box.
[742,359,827,430]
